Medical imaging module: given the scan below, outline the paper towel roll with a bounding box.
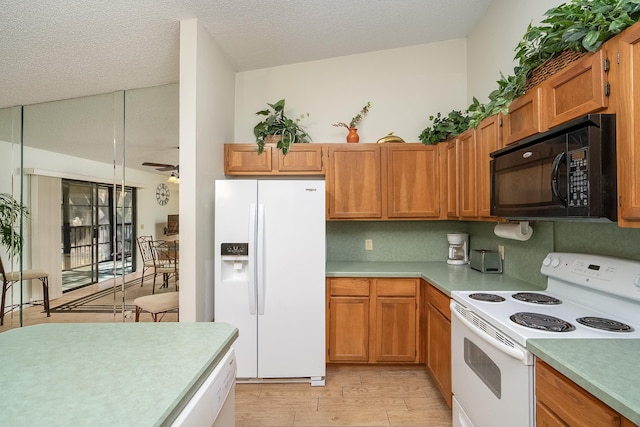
[494,222,533,241]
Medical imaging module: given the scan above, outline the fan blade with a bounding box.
[142,162,178,171]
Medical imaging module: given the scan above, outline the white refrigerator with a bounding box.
[214,179,326,386]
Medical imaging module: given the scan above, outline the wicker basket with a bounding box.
[523,49,586,92]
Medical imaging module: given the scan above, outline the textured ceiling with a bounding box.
[1,0,492,109]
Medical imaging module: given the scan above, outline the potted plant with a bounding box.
[254,99,311,155]
[0,193,28,258]
[332,102,371,142]
[419,110,470,145]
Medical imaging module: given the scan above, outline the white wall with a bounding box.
[180,19,236,322]
[466,0,566,104]
[235,39,468,144]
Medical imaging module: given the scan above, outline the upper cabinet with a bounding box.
[224,143,325,175]
[457,128,477,219]
[503,87,544,145]
[542,49,611,128]
[615,23,640,227]
[475,114,503,219]
[326,143,445,220]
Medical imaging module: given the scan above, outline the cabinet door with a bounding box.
[458,129,477,218]
[327,144,382,219]
[327,296,370,362]
[427,302,452,407]
[277,144,325,174]
[536,402,568,427]
[373,278,419,363]
[503,87,544,145]
[536,360,621,427]
[446,140,459,218]
[374,296,417,362]
[224,144,273,174]
[617,24,640,225]
[543,49,609,129]
[476,115,502,218]
[385,144,440,218]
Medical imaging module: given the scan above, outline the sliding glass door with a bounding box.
[61,179,134,292]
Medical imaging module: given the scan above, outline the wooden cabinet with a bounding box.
[426,283,452,407]
[326,278,370,362]
[326,277,420,364]
[457,128,477,219]
[326,144,383,219]
[503,86,545,145]
[224,143,325,175]
[384,144,441,219]
[616,23,640,227]
[327,143,445,220]
[446,140,459,218]
[542,49,610,129]
[535,359,634,427]
[476,114,503,218]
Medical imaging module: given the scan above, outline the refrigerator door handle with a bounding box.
[248,203,257,315]
[257,203,266,315]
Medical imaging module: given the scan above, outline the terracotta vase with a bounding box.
[346,128,359,143]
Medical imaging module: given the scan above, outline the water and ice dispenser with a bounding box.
[220,243,249,281]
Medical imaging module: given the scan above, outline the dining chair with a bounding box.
[136,235,155,287]
[0,256,50,326]
[149,240,179,294]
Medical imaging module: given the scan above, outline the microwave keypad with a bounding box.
[569,150,588,207]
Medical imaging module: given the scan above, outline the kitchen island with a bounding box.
[0,322,238,426]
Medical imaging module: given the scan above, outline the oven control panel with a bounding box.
[542,252,640,302]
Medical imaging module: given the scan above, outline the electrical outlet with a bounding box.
[498,245,505,260]
[365,239,373,251]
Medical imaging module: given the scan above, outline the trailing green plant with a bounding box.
[0,193,28,259]
[465,0,640,129]
[254,99,311,155]
[418,110,470,145]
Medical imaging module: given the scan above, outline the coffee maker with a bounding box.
[447,233,469,265]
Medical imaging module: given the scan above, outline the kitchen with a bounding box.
[3,0,640,426]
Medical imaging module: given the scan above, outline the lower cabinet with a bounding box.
[426,283,452,408]
[326,277,420,364]
[535,359,636,427]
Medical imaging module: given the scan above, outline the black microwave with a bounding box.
[490,114,617,221]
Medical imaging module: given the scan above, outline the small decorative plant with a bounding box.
[0,193,28,258]
[419,110,470,145]
[332,102,372,129]
[254,99,311,155]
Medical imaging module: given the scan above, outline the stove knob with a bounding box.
[542,257,552,267]
[551,257,561,268]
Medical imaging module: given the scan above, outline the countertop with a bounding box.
[327,260,640,425]
[528,339,640,425]
[326,261,542,295]
[0,322,238,427]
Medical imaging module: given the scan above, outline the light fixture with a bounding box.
[167,171,179,184]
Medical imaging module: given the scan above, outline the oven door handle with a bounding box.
[451,304,528,362]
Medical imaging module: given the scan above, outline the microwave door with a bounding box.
[491,136,568,218]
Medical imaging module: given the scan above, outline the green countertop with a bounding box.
[528,339,640,425]
[326,261,542,295]
[327,261,640,425]
[0,322,238,427]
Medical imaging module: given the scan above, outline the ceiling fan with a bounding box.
[142,162,180,183]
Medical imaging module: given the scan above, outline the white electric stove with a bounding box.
[450,252,640,427]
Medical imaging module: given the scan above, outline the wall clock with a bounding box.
[156,183,170,206]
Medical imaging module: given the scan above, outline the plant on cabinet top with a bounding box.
[254,99,311,155]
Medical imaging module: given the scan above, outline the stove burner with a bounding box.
[510,312,576,332]
[512,292,562,305]
[577,317,634,332]
[468,293,506,302]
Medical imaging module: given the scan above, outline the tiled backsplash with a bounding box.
[327,220,640,288]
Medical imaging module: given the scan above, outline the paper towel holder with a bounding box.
[494,221,533,241]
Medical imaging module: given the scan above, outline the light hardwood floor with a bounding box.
[236,364,452,427]
[1,279,452,427]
